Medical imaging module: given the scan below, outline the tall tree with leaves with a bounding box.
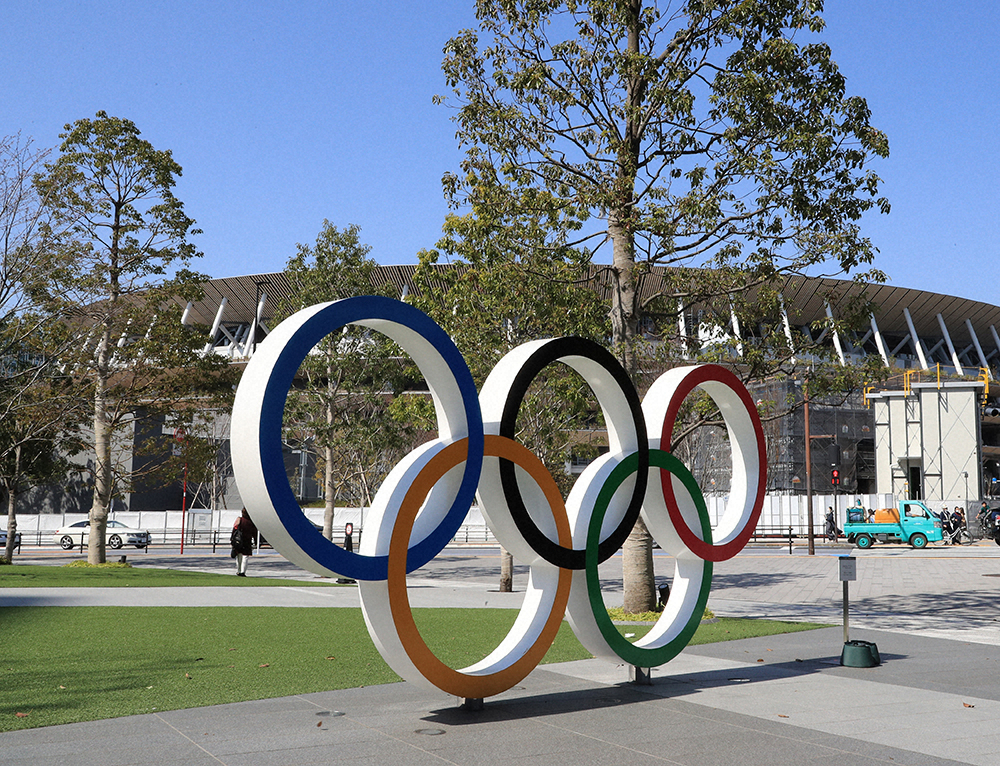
[439,0,889,610]
[0,134,88,561]
[280,221,417,542]
[35,112,234,564]
[413,213,610,590]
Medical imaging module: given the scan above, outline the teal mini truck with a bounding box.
[844,500,944,549]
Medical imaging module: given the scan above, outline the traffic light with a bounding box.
[831,468,840,486]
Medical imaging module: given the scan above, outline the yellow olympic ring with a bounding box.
[384,436,572,699]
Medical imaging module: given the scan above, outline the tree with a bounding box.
[0,133,57,360]
[0,134,88,562]
[439,1,889,610]
[0,376,84,563]
[34,112,234,564]
[412,214,610,590]
[280,222,418,542]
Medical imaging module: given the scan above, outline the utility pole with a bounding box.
[803,382,836,556]
[805,384,814,555]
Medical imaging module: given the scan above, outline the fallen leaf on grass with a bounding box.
[15,712,30,718]
[964,703,975,708]
[326,656,336,660]
[259,663,270,668]
[228,648,237,652]
[185,673,193,679]
[58,685,66,689]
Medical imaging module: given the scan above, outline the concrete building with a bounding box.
[868,381,983,505]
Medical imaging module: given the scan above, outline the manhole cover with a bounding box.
[415,728,446,736]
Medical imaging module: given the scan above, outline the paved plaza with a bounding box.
[4,542,1000,764]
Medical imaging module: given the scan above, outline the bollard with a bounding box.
[788,525,793,554]
[657,582,670,608]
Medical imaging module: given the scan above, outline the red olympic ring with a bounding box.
[652,365,766,562]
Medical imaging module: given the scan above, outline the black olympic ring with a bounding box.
[497,337,648,569]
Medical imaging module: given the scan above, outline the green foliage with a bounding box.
[31,113,235,561]
[438,0,890,367]
[278,222,420,523]
[411,219,612,495]
[606,605,714,622]
[437,1,891,609]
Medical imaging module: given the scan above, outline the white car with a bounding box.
[54,520,151,550]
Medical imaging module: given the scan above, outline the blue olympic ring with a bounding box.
[232,296,483,581]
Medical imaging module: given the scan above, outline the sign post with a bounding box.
[839,555,856,642]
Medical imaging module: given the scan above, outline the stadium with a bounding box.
[11,266,1000,545]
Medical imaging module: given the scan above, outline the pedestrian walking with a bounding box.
[825,507,841,541]
[231,508,258,577]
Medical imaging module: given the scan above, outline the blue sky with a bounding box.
[3,2,998,305]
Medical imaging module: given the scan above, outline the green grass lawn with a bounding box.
[0,605,827,732]
[0,564,342,588]
[0,564,828,731]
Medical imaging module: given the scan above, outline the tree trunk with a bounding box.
[323,443,336,541]
[499,546,513,592]
[612,0,657,614]
[89,333,111,564]
[3,477,17,564]
[622,515,656,613]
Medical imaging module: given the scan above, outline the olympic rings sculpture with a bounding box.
[231,297,766,699]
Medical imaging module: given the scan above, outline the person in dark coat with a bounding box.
[231,508,258,577]
[825,507,841,541]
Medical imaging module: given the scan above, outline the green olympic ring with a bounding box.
[583,449,713,667]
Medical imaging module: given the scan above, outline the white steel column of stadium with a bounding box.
[780,296,795,363]
[203,297,228,355]
[825,303,846,365]
[903,307,930,369]
[870,314,890,365]
[966,319,991,376]
[936,313,964,375]
[248,290,268,357]
[180,301,193,326]
[730,303,744,357]
[991,326,1000,371]
[677,301,690,360]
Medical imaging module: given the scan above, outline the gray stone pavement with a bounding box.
[4,542,1000,764]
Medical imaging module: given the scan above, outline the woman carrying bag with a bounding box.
[230,508,258,577]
